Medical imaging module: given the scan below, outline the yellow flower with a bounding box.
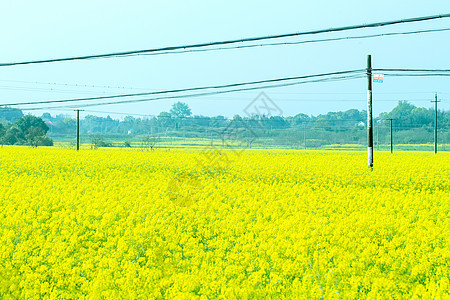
[0,147,448,298]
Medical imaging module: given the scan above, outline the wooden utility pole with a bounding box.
[76,109,83,151]
[386,119,394,153]
[367,55,373,168]
[432,93,440,154]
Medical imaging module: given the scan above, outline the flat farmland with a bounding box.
[0,147,448,299]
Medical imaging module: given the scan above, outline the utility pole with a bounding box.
[367,55,373,168]
[75,109,84,151]
[431,93,440,154]
[75,110,82,151]
[386,119,394,153]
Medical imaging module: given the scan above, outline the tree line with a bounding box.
[1,101,448,147]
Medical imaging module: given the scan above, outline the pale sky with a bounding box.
[1,0,449,119]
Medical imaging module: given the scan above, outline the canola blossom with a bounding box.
[0,147,449,299]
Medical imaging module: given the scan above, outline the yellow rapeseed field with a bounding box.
[0,147,448,299]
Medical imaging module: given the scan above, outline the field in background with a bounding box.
[0,147,448,298]
[52,136,450,152]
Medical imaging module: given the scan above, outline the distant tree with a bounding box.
[0,123,5,145]
[378,101,445,128]
[341,109,366,122]
[89,134,111,149]
[290,113,311,126]
[381,101,416,124]
[84,115,104,134]
[26,127,45,147]
[38,136,54,146]
[54,114,68,121]
[170,102,192,119]
[269,116,289,129]
[41,112,53,121]
[410,107,433,126]
[0,106,24,123]
[141,136,159,151]
[157,112,174,128]
[15,115,48,134]
[123,116,136,124]
[62,118,77,132]
[3,127,24,145]
[170,102,192,130]
[210,116,227,128]
[232,114,243,123]
[10,115,52,147]
[123,116,136,132]
[190,115,211,127]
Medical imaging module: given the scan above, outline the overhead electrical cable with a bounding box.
[2,96,441,113]
[1,13,450,67]
[18,74,367,110]
[384,73,450,77]
[374,68,450,72]
[136,27,450,57]
[0,80,140,90]
[2,69,365,107]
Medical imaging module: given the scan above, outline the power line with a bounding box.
[82,110,154,117]
[2,77,448,112]
[4,96,445,113]
[384,73,450,77]
[2,77,448,95]
[7,70,450,110]
[375,68,450,72]
[137,27,450,57]
[0,79,148,91]
[2,79,448,96]
[4,74,365,111]
[18,74,366,110]
[77,98,440,103]
[0,85,110,95]
[1,13,450,67]
[8,75,450,111]
[2,69,364,107]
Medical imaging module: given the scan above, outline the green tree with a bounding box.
[0,123,5,145]
[170,102,192,119]
[89,134,111,149]
[170,102,192,130]
[15,115,48,134]
[269,116,289,129]
[290,113,311,127]
[3,127,24,145]
[157,112,174,128]
[26,127,46,147]
[13,115,51,147]
[41,112,53,121]
[381,101,416,125]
